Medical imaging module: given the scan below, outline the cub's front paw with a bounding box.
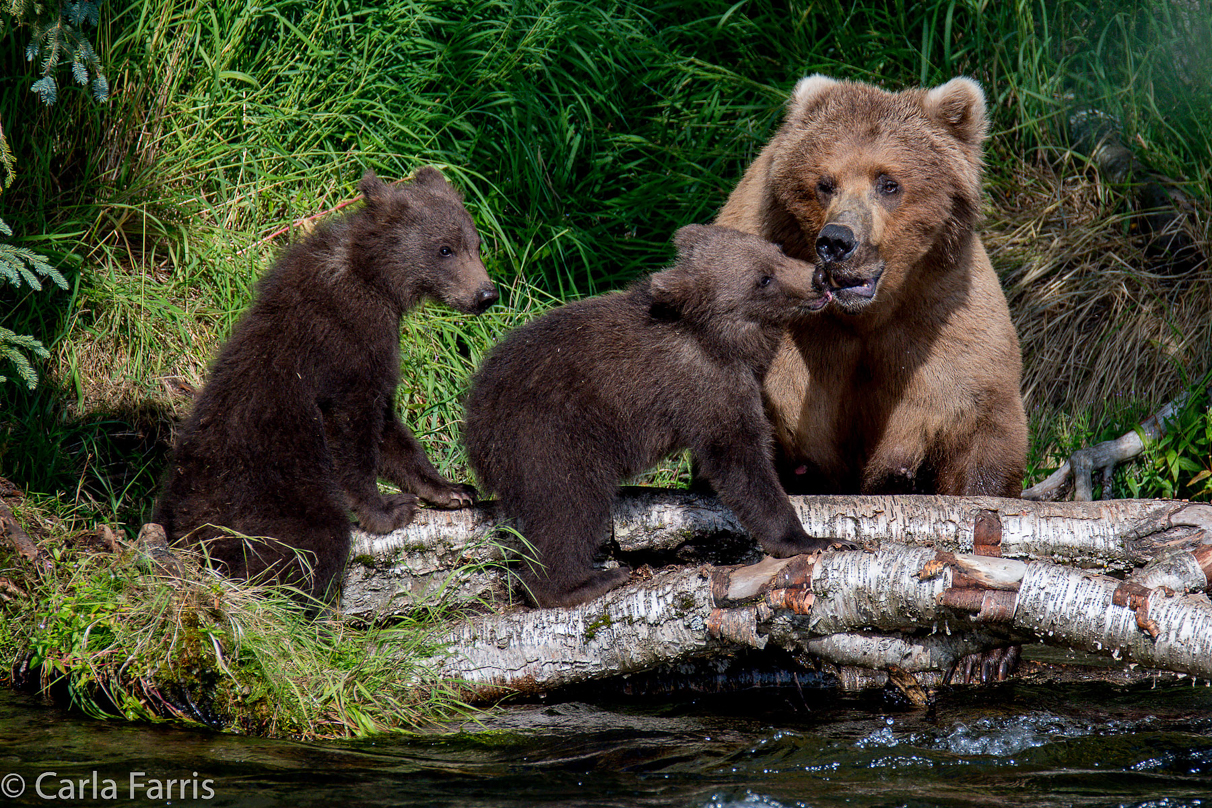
[356,493,418,533]
[421,483,478,509]
[762,532,856,558]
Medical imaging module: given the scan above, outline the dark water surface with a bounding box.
[2,679,1211,807]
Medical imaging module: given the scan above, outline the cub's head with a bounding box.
[767,75,987,316]
[649,225,829,330]
[356,168,498,314]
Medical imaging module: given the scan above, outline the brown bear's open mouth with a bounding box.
[828,268,881,301]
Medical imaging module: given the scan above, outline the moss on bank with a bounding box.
[0,522,475,739]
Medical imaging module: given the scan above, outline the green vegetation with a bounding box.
[0,0,1209,734]
[7,0,109,106]
[2,0,1209,523]
[0,526,476,738]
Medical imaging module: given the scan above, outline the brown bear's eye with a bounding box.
[439,246,453,256]
[759,275,773,288]
[876,175,900,196]
[815,179,835,199]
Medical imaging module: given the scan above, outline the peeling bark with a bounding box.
[432,542,1212,702]
[342,491,1212,620]
[343,490,1212,702]
[435,567,723,700]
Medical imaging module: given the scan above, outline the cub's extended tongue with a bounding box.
[800,288,832,311]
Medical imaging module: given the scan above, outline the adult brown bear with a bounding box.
[717,75,1027,497]
[154,168,495,603]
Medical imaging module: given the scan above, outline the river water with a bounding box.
[2,677,1210,807]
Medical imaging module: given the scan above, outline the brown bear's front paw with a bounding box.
[421,483,478,509]
[356,493,418,534]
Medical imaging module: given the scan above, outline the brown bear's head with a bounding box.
[650,224,830,330]
[767,75,987,318]
[355,168,498,315]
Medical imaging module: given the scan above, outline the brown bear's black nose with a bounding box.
[473,284,499,313]
[816,224,858,264]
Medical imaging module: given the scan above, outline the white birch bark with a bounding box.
[431,543,1212,701]
[435,567,722,699]
[1013,563,1212,674]
[341,491,1211,619]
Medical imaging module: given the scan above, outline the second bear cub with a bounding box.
[154,168,495,603]
[463,224,837,608]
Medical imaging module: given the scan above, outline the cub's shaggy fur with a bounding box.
[463,225,836,608]
[154,168,496,602]
[718,75,1027,496]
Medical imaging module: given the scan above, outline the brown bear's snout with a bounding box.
[470,282,499,314]
[815,223,858,265]
[815,215,881,305]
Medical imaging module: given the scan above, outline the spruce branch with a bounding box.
[0,218,66,390]
[15,1,107,105]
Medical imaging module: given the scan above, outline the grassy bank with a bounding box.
[0,504,489,738]
[1,0,1210,733]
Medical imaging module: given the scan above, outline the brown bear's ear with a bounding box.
[648,266,698,314]
[412,166,461,199]
[359,170,389,208]
[923,77,988,149]
[787,74,838,121]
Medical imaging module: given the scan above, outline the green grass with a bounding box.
[0,519,484,738]
[1,0,1209,526]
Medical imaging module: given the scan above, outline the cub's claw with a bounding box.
[422,483,478,509]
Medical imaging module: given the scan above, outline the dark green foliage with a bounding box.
[10,0,108,105]
[0,0,1208,527]
[0,218,66,388]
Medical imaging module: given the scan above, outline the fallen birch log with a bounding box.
[341,490,1212,620]
[435,542,1212,702]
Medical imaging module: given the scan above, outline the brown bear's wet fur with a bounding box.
[153,168,497,603]
[463,225,839,609]
[717,75,1028,497]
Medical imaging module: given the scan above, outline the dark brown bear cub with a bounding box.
[463,225,837,609]
[154,168,496,603]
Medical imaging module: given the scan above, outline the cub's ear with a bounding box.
[787,74,838,121]
[648,266,698,314]
[673,223,719,265]
[412,166,460,198]
[359,170,389,207]
[923,77,988,148]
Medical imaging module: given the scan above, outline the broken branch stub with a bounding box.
[1023,386,1210,502]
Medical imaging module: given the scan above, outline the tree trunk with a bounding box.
[432,542,1212,702]
[342,489,1212,702]
[342,490,1212,620]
